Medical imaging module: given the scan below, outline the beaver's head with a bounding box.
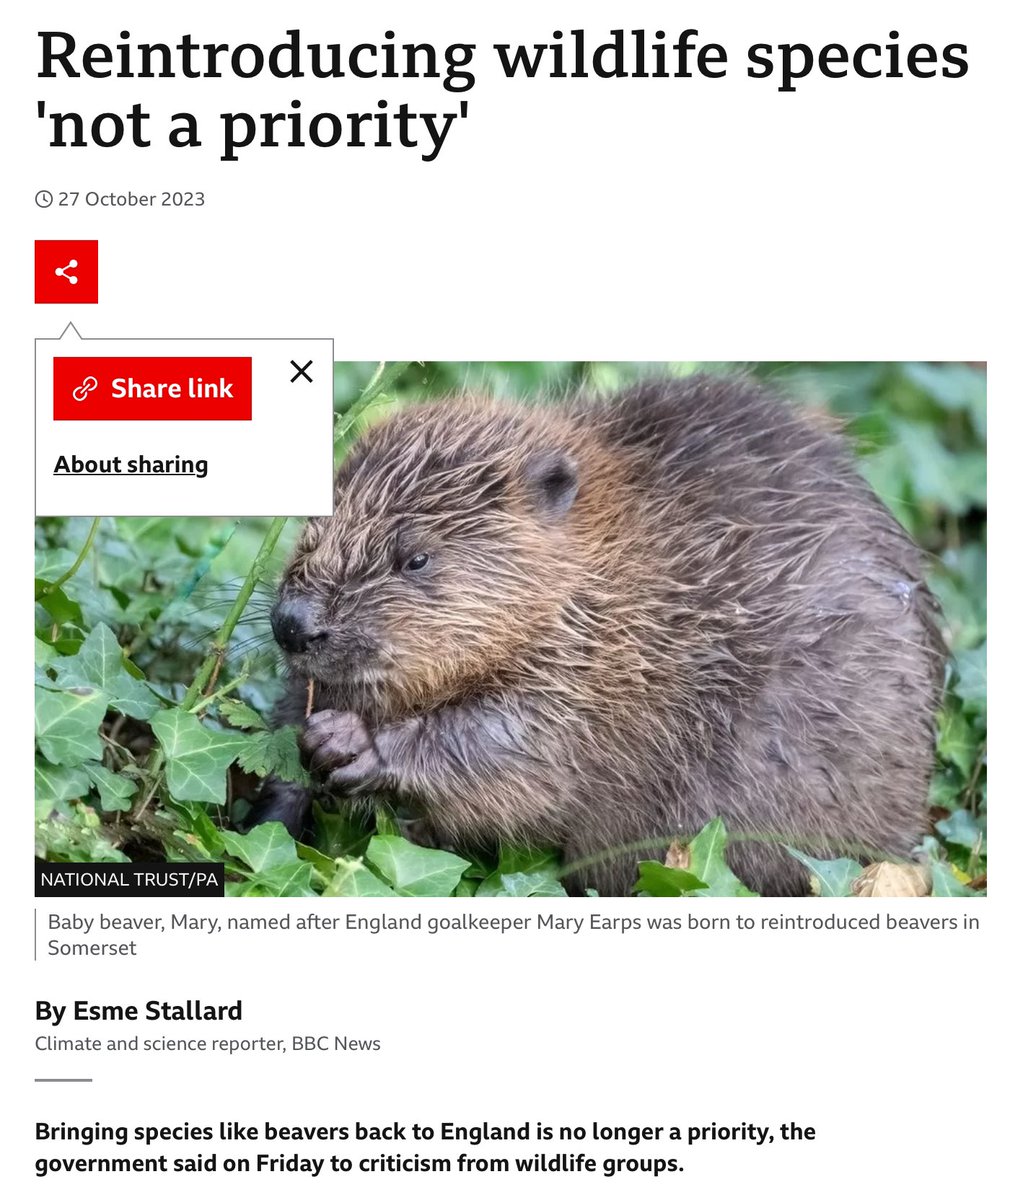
[271,399,585,707]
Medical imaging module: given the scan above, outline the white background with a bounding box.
[6,1,1003,1196]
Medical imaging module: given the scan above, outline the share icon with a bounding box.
[35,241,98,303]
[54,260,79,285]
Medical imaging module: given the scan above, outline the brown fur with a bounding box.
[251,376,945,895]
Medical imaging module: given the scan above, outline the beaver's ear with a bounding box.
[524,449,579,521]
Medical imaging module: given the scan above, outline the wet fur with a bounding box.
[250,377,944,896]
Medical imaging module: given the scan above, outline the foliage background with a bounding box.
[35,362,986,896]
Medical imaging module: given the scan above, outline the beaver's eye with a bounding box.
[403,552,430,573]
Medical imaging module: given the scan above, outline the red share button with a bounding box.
[35,240,99,304]
[53,357,252,421]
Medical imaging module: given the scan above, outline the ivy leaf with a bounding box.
[237,726,310,785]
[150,709,243,805]
[170,804,226,858]
[634,820,754,897]
[937,706,977,777]
[936,808,983,851]
[900,363,987,439]
[35,685,106,765]
[786,849,862,897]
[634,861,709,897]
[312,803,372,860]
[52,623,159,719]
[35,638,58,682]
[930,861,977,897]
[35,578,83,626]
[929,766,964,808]
[82,762,137,812]
[891,419,986,515]
[365,835,469,897]
[478,847,567,897]
[217,821,298,873]
[480,871,567,897]
[35,758,90,817]
[324,858,396,897]
[496,846,560,875]
[953,642,986,717]
[227,860,316,897]
[685,818,758,897]
[296,842,337,884]
[218,698,268,731]
[37,812,129,863]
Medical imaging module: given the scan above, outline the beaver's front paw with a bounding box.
[299,710,383,793]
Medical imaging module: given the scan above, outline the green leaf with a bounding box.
[217,821,298,873]
[35,685,106,765]
[37,814,129,863]
[930,766,964,808]
[151,709,243,805]
[296,842,337,883]
[170,804,226,858]
[900,363,987,433]
[685,818,758,897]
[35,578,83,626]
[953,642,986,717]
[365,835,469,897]
[633,820,755,897]
[929,545,986,653]
[634,862,709,897]
[81,762,138,812]
[312,802,373,860]
[930,861,976,897]
[324,858,397,897]
[496,846,561,876]
[35,637,58,682]
[891,419,986,515]
[374,805,400,837]
[936,706,977,777]
[52,623,159,719]
[786,850,862,897]
[40,630,86,657]
[477,846,567,896]
[219,697,268,730]
[237,726,310,785]
[35,758,90,818]
[936,807,983,851]
[227,861,316,897]
[477,869,567,897]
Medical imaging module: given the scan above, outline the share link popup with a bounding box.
[36,329,334,517]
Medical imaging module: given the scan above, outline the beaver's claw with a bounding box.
[299,709,383,793]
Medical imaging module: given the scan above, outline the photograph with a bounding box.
[35,361,987,897]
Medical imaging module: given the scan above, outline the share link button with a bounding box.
[53,357,253,421]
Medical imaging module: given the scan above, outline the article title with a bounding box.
[37,29,970,162]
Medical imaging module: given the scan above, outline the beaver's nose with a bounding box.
[271,597,326,655]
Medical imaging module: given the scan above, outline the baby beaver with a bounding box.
[251,375,944,896]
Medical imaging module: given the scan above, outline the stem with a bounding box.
[135,749,163,818]
[962,741,986,814]
[43,517,101,594]
[334,360,414,466]
[189,673,247,716]
[181,517,288,709]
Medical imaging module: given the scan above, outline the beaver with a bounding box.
[250,375,944,896]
